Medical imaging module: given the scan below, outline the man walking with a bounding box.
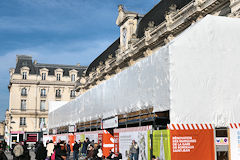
[73,141,79,160]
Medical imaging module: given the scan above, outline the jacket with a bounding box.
[46,143,55,157]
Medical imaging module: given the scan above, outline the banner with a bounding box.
[148,130,171,160]
[170,124,215,160]
[56,134,68,142]
[76,133,85,142]
[114,126,150,160]
[52,135,56,144]
[68,134,75,151]
[102,130,114,157]
[230,124,240,160]
[85,133,99,143]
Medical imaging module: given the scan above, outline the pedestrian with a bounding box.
[96,145,103,160]
[0,150,7,160]
[129,140,139,160]
[55,141,67,160]
[73,141,79,160]
[81,140,87,156]
[12,142,24,160]
[0,140,7,152]
[85,144,94,160]
[22,141,30,160]
[0,141,7,160]
[36,142,47,160]
[46,140,55,159]
[66,141,71,160]
[85,138,90,155]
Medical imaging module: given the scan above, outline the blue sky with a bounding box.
[0,0,160,120]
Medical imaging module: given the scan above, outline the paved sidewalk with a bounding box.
[4,150,86,160]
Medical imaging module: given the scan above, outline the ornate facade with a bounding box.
[76,0,240,94]
[6,55,86,144]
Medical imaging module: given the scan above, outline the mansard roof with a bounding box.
[85,38,120,76]
[137,0,193,38]
[14,55,87,77]
[85,0,193,76]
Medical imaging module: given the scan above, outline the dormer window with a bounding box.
[69,69,78,82]
[40,68,49,81]
[57,74,61,81]
[21,66,30,80]
[71,74,76,82]
[42,73,46,80]
[22,72,27,80]
[21,88,27,96]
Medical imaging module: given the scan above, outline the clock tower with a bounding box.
[116,5,141,51]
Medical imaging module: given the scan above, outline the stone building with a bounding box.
[5,55,87,144]
[76,0,240,93]
[47,1,240,159]
[0,121,5,138]
[49,0,240,132]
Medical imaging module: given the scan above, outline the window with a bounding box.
[56,89,61,98]
[20,117,26,126]
[41,89,46,97]
[70,90,76,98]
[39,118,45,127]
[40,100,45,111]
[42,73,46,80]
[56,74,61,81]
[21,88,27,96]
[71,74,76,82]
[21,100,26,111]
[122,28,127,46]
[22,72,27,80]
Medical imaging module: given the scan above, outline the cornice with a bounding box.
[10,79,75,86]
